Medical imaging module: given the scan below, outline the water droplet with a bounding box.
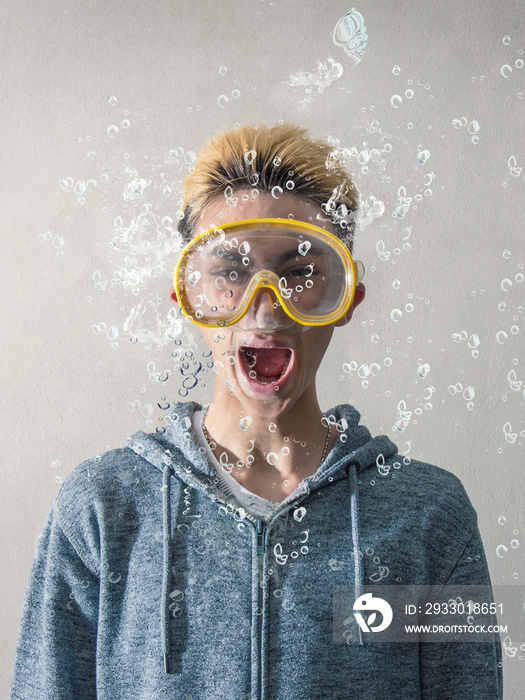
[392,65,401,75]
[417,363,430,378]
[219,65,227,75]
[468,120,480,135]
[217,95,229,108]
[390,94,402,108]
[496,544,508,558]
[52,234,64,249]
[405,89,414,99]
[108,95,117,105]
[390,308,403,322]
[188,271,201,286]
[502,35,511,45]
[500,64,513,78]
[231,89,241,99]
[298,241,311,256]
[244,149,256,165]
[240,416,252,431]
[496,331,508,344]
[515,59,524,69]
[511,539,519,548]
[463,386,475,400]
[107,125,119,138]
[498,515,506,525]
[294,507,306,522]
[267,452,278,465]
[417,149,430,164]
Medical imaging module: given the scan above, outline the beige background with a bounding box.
[2,0,524,696]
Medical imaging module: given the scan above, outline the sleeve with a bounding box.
[418,526,503,700]
[10,506,100,700]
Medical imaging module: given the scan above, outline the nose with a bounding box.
[245,287,290,331]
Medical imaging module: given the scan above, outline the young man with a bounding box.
[11,124,502,699]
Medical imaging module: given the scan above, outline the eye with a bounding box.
[284,263,317,279]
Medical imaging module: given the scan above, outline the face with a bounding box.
[185,191,365,420]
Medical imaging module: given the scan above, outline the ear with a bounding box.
[335,283,366,327]
[169,286,179,304]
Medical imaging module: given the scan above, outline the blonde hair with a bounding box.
[178,123,359,250]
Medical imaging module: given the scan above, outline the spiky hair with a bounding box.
[178,123,359,250]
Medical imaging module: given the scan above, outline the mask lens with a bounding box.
[176,221,355,327]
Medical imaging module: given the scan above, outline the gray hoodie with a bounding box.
[10,402,502,699]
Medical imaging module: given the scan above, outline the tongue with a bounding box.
[251,348,291,378]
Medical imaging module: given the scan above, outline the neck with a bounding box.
[202,386,336,499]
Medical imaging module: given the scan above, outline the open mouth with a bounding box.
[239,346,293,385]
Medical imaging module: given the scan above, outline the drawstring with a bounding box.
[162,463,174,673]
[347,460,365,646]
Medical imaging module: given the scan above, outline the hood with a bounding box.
[124,401,398,671]
[125,401,397,493]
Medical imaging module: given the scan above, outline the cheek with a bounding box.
[308,331,334,365]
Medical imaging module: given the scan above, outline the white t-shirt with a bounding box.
[193,411,303,521]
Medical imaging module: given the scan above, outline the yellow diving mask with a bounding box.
[173,218,364,330]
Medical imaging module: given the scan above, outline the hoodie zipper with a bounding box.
[253,519,266,700]
[256,519,266,555]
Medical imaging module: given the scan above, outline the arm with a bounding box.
[10,507,100,700]
[418,526,503,699]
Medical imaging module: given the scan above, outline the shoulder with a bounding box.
[392,456,473,507]
[358,456,483,584]
[364,455,478,540]
[56,445,151,508]
[51,445,159,573]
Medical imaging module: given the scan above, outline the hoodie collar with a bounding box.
[124,401,398,496]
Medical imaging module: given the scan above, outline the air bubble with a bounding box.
[500,64,513,78]
[217,95,229,108]
[392,65,401,75]
[390,308,403,322]
[240,416,252,431]
[390,94,402,108]
[417,150,430,164]
[107,125,119,138]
